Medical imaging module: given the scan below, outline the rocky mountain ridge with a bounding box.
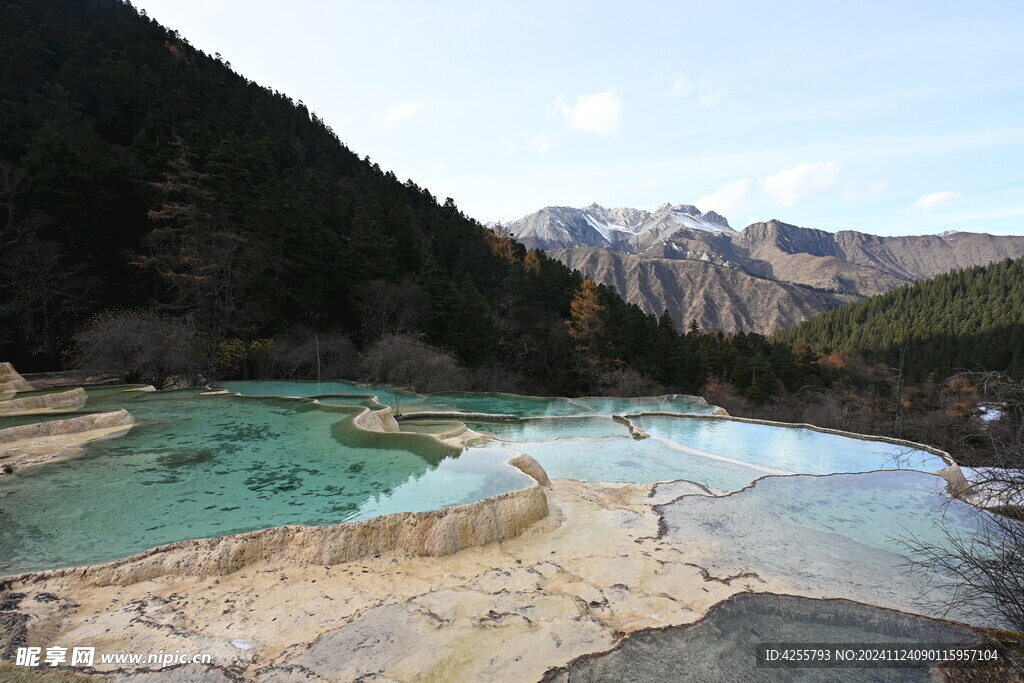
[495,202,733,252]
[501,204,1024,333]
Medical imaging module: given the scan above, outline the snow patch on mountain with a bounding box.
[498,202,734,252]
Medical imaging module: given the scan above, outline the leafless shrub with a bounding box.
[262,331,356,380]
[357,333,464,393]
[902,372,1024,634]
[594,366,665,397]
[73,310,207,389]
[465,363,523,394]
[903,514,1024,633]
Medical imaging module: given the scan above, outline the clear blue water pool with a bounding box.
[0,390,532,575]
[471,436,770,492]
[659,470,1008,624]
[634,415,947,475]
[464,417,631,441]
[218,380,413,407]
[219,381,718,417]
[464,414,946,490]
[0,381,963,578]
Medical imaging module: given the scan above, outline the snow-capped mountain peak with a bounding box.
[497,202,733,252]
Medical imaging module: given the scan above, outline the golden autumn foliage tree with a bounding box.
[487,223,520,264]
[567,278,606,362]
[524,249,543,276]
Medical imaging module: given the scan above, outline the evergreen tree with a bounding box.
[781,258,1024,380]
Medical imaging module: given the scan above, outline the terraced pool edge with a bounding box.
[1,386,987,588]
[2,393,554,586]
[2,456,550,588]
[626,410,977,503]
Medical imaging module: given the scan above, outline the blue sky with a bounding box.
[133,0,1024,235]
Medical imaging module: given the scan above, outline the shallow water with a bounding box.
[659,470,1007,624]
[635,415,947,474]
[465,416,630,441]
[0,411,103,429]
[548,592,981,682]
[399,421,465,434]
[470,415,947,490]
[0,391,531,575]
[574,394,714,415]
[219,380,414,407]
[402,391,589,417]
[473,436,768,491]
[0,387,77,401]
[1,382,974,579]
[220,382,718,417]
[0,386,147,429]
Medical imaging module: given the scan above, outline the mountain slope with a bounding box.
[507,204,1024,332]
[551,248,858,334]
[780,257,1024,380]
[0,0,677,393]
[733,221,1024,295]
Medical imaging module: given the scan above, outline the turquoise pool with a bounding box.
[0,381,962,577]
[471,436,771,492]
[218,380,413,407]
[464,416,631,441]
[466,414,946,490]
[0,390,532,575]
[220,381,717,417]
[634,415,946,475]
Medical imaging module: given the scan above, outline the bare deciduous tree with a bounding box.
[73,310,207,389]
[357,333,464,395]
[260,331,356,380]
[595,366,665,398]
[903,372,1024,634]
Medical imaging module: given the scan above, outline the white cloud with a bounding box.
[554,91,621,135]
[762,162,840,206]
[385,99,429,126]
[697,90,723,107]
[696,179,751,216]
[912,190,961,212]
[672,74,692,96]
[523,133,553,154]
[841,178,888,201]
[670,73,724,106]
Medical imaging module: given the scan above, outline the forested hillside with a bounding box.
[0,0,822,397]
[780,257,1024,381]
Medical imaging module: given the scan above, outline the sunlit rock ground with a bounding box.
[2,472,1000,682]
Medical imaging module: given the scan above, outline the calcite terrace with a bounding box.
[0,369,1010,681]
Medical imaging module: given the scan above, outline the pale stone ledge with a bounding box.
[0,361,34,394]
[0,387,87,417]
[353,406,400,433]
[0,409,135,474]
[6,456,550,587]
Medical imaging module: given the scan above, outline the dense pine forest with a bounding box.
[0,0,820,398]
[780,258,1024,382]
